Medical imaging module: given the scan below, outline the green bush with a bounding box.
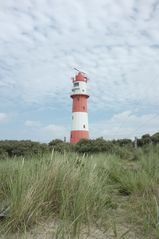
[151,132,159,144]
[0,140,48,158]
[48,139,71,153]
[75,138,114,154]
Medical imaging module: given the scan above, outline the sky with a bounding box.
[0,0,159,142]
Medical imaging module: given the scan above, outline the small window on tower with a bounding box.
[83,106,85,110]
[82,89,85,92]
[83,124,86,128]
[74,82,79,87]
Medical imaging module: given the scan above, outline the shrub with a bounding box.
[151,132,159,144]
[48,139,71,153]
[0,140,48,158]
[75,138,114,154]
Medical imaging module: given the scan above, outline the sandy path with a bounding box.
[0,220,141,239]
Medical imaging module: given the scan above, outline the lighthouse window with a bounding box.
[83,124,86,128]
[83,106,85,110]
[74,82,79,87]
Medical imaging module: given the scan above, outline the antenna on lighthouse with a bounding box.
[74,68,86,75]
[73,68,90,81]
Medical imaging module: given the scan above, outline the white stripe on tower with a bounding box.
[72,112,89,131]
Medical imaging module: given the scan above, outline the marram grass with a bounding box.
[0,147,159,238]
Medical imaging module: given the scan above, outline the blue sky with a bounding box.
[0,0,159,142]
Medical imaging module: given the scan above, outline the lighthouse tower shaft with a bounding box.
[70,72,89,144]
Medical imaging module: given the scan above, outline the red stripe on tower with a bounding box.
[70,70,89,144]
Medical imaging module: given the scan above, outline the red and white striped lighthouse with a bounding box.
[70,70,89,144]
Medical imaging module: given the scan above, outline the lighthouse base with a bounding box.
[70,130,89,144]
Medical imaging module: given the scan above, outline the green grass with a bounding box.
[0,146,159,238]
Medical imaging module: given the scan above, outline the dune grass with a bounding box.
[0,146,159,238]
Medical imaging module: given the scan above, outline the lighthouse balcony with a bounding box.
[70,93,89,98]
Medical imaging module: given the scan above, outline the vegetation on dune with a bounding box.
[0,145,159,238]
[0,140,48,159]
[0,131,159,159]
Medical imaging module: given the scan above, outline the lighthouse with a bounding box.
[70,70,89,144]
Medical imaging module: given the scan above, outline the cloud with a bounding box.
[42,124,68,139]
[25,120,41,127]
[0,113,8,123]
[90,111,159,139]
[0,0,159,110]
[0,0,159,140]
[23,121,68,141]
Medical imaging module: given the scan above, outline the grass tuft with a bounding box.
[0,146,159,238]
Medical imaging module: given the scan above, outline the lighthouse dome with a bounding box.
[75,72,87,82]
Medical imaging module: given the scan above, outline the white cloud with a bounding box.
[0,0,159,110]
[42,124,68,139]
[25,120,41,127]
[0,113,8,123]
[0,0,159,140]
[23,121,68,141]
[90,111,159,139]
